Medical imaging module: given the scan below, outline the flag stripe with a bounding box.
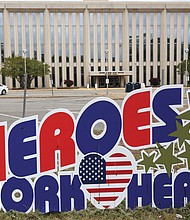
[106,170,133,175]
[106,178,130,184]
[87,187,125,193]
[106,161,132,166]
[110,153,126,157]
[103,205,110,209]
[94,196,118,202]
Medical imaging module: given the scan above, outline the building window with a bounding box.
[150,13,154,62]
[181,13,185,61]
[119,13,122,62]
[66,66,70,80]
[167,66,170,84]
[129,13,132,62]
[157,13,161,62]
[74,66,77,86]
[50,13,54,63]
[174,13,177,62]
[90,13,94,63]
[143,66,146,84]
[81,66,84,86]
[104,13,108,51]
[59,67,62,87]
[136,13,139,62]
[97,13,101,63]
[58,13,62,63]
[167,13,170,62]
[80,13,84,63]
[143,13,146,62]
[65,13,69,63]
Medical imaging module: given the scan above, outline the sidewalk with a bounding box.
[1,87,128,100]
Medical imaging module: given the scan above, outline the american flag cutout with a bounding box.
[77,146,136,209]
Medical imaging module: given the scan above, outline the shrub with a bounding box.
[149,78,160,86]
[64,80,74,87]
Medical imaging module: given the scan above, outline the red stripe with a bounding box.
[106,170,133,175]
[103,205,110,209]
[106,161,132,166]
[94,196,118,202]
[110,153,126,157]
[87,187,125,193]
[106,178,130,184]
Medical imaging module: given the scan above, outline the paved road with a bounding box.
[0,87,188,128]
[0,88,126,128]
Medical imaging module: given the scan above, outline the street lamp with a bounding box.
[43,63,45,88]
[185,48,189,90]
[105,49,109,95]
[22,49,27,118]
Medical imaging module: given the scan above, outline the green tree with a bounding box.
[177,60,190,79]
[1,56,50,88]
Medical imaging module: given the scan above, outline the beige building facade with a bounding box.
[0,0,190,88]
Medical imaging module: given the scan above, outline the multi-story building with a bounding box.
[0,0,190,89]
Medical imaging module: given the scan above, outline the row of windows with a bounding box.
[0,12,189,63]
[0,13,190,62]
[0,10,190,88]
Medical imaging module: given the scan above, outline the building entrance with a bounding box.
[99,76,120,88]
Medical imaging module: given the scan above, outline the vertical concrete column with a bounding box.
[61,12,67,86]
[93,13,98,72]
[54,12,59,87]
[184,13,188,55]
[146,13,150,85]
[13,13,19,56]
[76,13,81,87]
[170,13,174,84]
[108,12,112,71]
[153,13,158,78]
[21,13,26,53]
[184,12,189,86]
[122,9,129,83]
[139,13,143,83]
[3,8,12,87]
[115,13,119,71]
[44,8,51,88]
[36,13,41,61]
[69,13,74,81]
[13,13,20,88]
[132,12,136,83]
[28,13,34,59]
[101,12,105,71]
[177,12,181,83]
[36,13,42,87]
[84,8,90,86]
[160,9,167,85]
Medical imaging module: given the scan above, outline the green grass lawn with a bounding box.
[0,203,190,220]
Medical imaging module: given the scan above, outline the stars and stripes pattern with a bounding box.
[78,150,134,209]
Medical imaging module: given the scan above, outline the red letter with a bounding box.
[39,110,75,173]
[0,123,6,181]
[122,90,150,148]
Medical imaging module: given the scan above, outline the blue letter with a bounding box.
[152,86,182,143]
[76,99,121,155]
[154,173,172,209]
[8,117,37,177]
[174,172,190,208]
[60,174,85,211]
[127,173,152,209]
[35,175,59,213]
[1,177,33,213]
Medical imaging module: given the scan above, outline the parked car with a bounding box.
[0,84,8,95]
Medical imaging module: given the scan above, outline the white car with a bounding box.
[0,84,8,95]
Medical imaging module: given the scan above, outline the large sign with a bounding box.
[0,85,190,213]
